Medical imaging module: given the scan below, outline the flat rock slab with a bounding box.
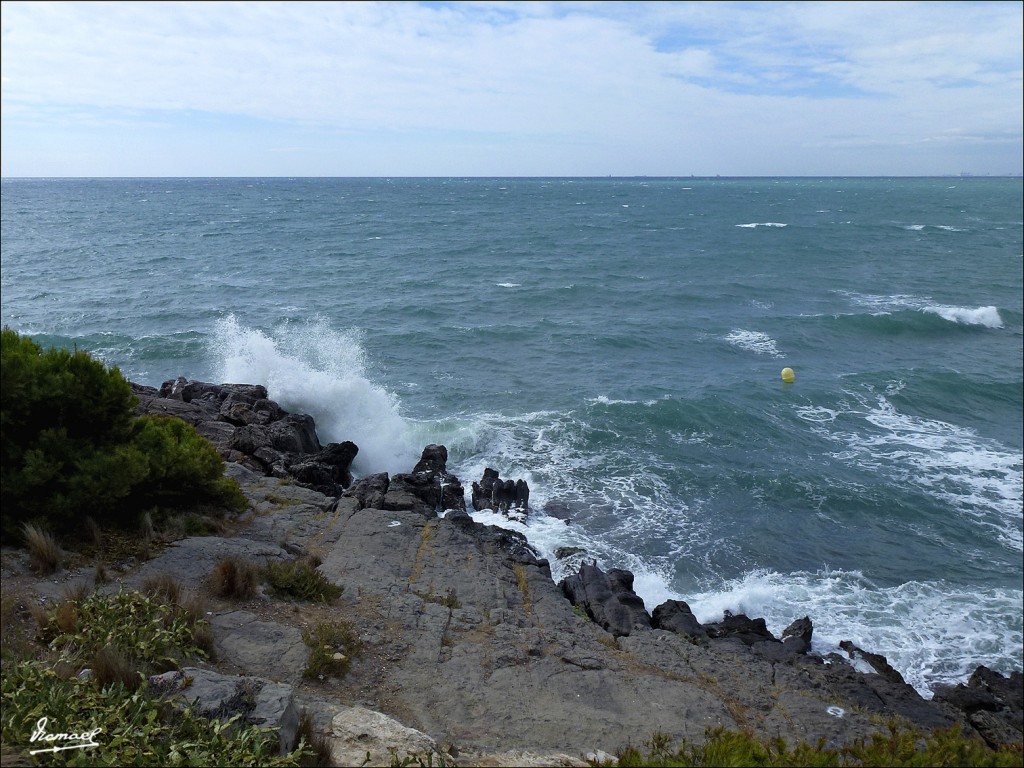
[211,610,309,684]
[122,536,289,592]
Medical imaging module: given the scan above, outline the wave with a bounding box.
[839,293,1004,329]
[828,307,1004,335]
[685,568,1023,697]
[211,315,418,474]
[923,305,1003,328]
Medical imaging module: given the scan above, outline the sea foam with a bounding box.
[211,315,418,474]
[685,568,1023,697]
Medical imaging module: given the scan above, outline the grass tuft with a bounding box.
[211,555,259,600]
[22,522,62,574]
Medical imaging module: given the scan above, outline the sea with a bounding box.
[2,176,1021,697]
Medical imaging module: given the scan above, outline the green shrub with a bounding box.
[602,725,1022,767]
[302,621,361,681]
[0,328,245,538]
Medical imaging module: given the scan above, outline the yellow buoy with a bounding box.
[781,367,795,383]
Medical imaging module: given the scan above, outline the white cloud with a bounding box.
[1,0,1020,176]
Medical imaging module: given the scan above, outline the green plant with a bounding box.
[263,559,342,603]
[39,588,210,675]
[302,621,361,681]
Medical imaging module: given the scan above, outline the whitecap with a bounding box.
[496,282,521,288]
[725,330,783,358]
[735,222,787,228]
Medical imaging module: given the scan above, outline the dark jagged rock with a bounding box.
[933,666,1023,748]
[839,640,908,686]
[781,616,814,655]
[542,500,573,524]
[388,445,467,517]
[287,441,359,496]
[343,472,390,510]
[471,468,530,518]
[559,562,651,637]
[471,468,500,511]
[651,599,708,641]
[554,546,587,560]
[131,378,358,494]
[704,612,778,646]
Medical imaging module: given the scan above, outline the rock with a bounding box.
[412,444,449,474]
[132,379,338,493]
[704,612,778,646]
[471,468,530,517]
[839,640,907,686]
[148,667,299,756]
[287,440,358,495]
[933,666,1023,748]
[389,445,467,516]
[329,706,440,768]
[559,562,651,637]
[554,547,586,560]
[781,616,814,654]
[651,599,707,641]
[343,472,390,510]
[471,468,501,511]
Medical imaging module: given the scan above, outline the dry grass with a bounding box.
[211,555,259,599]
[141,572,183,605]
[21,522,62,574]
[84,515,103,548]
[295,709,334,767]
[91,645,142,691]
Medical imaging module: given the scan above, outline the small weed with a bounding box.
[263,559,342,603]
[512,563,532,614]
[413,587,461,610]
[302,621,361,681]
[22,522,62,574]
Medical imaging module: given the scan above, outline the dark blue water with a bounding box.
[3,176,1021,694]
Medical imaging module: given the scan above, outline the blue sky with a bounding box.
[2,1,1021,176]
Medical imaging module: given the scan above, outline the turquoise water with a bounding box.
[2,176,1022,695]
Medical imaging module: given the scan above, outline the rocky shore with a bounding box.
[7,379,1021,765]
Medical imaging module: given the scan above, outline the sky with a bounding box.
[1,1,1022,177]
